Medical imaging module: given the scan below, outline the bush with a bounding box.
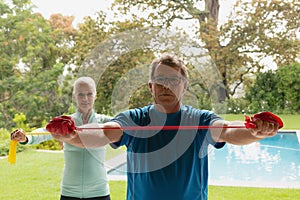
[33,140,62,150]
[245,63,300,114]
[225,98,251,114]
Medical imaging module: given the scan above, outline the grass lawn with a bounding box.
[0,150,299,199]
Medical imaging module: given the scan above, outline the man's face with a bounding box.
[148,64,187,113]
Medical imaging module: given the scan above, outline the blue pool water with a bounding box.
[209,131,300,187]
[108,131,300,187]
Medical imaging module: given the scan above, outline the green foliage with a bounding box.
[71,11,111,66]
[1,0,298,130]
[128,84,153,109]
[12,112,32,132]
[95,50,155,115]
[276,63,300,113]
[245,70,283,113]
[67,103,77,115]
[72,14,156,114]
[0,0,75,130]
[33,140,62,150]
[0,129,11,156]
[224,98,249,114]
[111,0,300,102]
[245,63,300,114]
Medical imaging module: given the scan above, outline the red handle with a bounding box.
[244,111,283,129]
[46,115,77,135]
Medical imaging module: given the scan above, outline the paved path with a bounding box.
[105,152,126,172]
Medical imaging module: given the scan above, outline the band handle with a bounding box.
[244,111,284,129]
[8,140,18,164]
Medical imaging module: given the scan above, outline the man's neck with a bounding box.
[153,103,180,114]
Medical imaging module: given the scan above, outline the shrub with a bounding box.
[33,140,62,150]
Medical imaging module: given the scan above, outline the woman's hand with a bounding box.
[51,130,78,142]
[11,129,27,143]
[46,115,77,135]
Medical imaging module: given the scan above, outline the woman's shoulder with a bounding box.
[95,113,113,123]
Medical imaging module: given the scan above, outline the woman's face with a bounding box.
[74,83,96,114]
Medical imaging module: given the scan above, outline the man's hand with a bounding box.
[245,111,283,139]
[249,118,279,139]
[212,111,283,145]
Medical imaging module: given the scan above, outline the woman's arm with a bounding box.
[11,128,53,145]
[51,122,123,148]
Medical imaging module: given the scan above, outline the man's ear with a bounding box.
[183,81,188,93]
[148,81,154,94]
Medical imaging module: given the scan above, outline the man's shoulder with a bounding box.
[113,105,152,126]
[125,105,153,115]
[181,105,214,115]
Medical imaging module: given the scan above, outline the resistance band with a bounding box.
[8,111,283,164]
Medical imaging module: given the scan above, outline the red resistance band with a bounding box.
[46,111,284,135]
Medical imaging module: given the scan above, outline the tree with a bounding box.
[70,11,111,67]
[276,63,300,113]
[111,0,300,103]
[71,10,215,114]
[0,0,75,129]
[245,70,284,113]
[245,63,300,114]
[70,12,158,115]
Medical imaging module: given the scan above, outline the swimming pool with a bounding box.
[107,131,300,188]
[209,131,300,188]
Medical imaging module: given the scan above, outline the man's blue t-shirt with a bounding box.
[111,105,225,200]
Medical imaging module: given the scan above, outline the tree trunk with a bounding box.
[201,0,227,102]
[205,0,220,23]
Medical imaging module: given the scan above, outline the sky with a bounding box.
[31,0,237,27]
[31,0,114,26]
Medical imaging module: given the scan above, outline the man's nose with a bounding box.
[163,80,170,88]
[162,80,171,89]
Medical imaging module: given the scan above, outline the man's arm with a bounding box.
[51,122,123,148]
[210,119,279,145]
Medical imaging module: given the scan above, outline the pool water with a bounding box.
[108,132,300,187]
[209,132,300,187]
